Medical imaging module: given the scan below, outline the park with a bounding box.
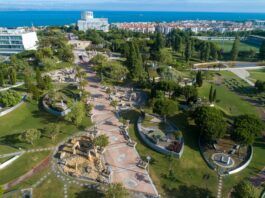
[0,27,264,198]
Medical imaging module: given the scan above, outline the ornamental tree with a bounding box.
[232,114,264,146]
[193,106,227,142]
[19,128,41,145]
[231,181,256,198]
[65,102,86,126]
[93,135,109,148]
[153,98,178,122]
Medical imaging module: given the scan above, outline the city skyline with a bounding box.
[1,0,265,13]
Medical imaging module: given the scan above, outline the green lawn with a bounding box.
[0,101,91,152]
[249,69,265,82]
[211,40,259,53]
[198,81,258,116]
[0,151,50,185]
[33,173,64,198]
[121,110,218,197]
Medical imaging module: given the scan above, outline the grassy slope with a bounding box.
[0,100,91,186]
[249,69,265,82]
[0,101,91,151]
[212,40,259,53]
[198,81,258,116]
[0,151,50,184]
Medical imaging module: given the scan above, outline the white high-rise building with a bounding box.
[0,28,38,56]
[77,11,109,32]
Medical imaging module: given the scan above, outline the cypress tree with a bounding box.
[259,41,265,60]
[185,39,192,63]
[209,85,213,103]
[213,89,217,103]
[196,71,203,87]
[231,37,240,61]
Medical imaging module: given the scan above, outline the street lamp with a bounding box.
[146,155,151,173]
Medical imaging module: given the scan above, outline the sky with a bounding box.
[0,0,265,12]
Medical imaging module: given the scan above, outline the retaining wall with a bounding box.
[136,117,184,158]
[0,154,22,170]
[0,82,24,92]
[198,137,253,175]
[42,95,71,117]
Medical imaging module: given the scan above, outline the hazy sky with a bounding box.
[1,0,265,12]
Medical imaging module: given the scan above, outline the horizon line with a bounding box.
[0,9,265,14]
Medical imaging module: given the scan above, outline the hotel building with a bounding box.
[0,28,38,56]
[77,11,109,32]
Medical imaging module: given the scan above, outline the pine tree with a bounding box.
[259,41,265,60]
[231,37,240,61]
[196,71,203,87]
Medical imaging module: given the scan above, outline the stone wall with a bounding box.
[136,117,184,158]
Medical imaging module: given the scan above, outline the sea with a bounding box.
[1,11,265,28]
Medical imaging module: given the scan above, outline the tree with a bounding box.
[0,90,21,107]
[19,129,41,145]
[196,71,203,87]
[259,41,265,60]
[90,54,108,66]
[182,85,198,104]
[232,114,264,146]
[36,68,44,89]
[231,37,240,61]
[158,48,174,65]
[65,102,86,126]
[43,75,53,90]
[126,41,146,80]
[255,80,265,92]
[44,123,61,141]
[193,106,227,142]
[231,181,256,198]
[185,39,192,63]
[9,68,17,85]
[209,85,217,104]
[153,98,178,122]
[0,71,4,87]
[93,134,109,148]
[105,183,128,198]
[110,100,118,110]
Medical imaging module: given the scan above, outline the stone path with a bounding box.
[72,44,159,197]
[217,175,223,198]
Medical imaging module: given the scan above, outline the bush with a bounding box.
[0,90,21,107]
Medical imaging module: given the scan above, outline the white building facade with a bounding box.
[77,11,109,32]
[0,28,38,55]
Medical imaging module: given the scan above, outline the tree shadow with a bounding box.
[163,184,214,198]
[0,133,24,149]
[169,112,199,152]
[74,188,103,198]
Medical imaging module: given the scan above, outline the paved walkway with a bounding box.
[72,45,159,196]
[217,175,223,198]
